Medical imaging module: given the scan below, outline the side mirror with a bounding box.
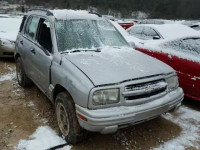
[153,36,160,40]
[129,41,136,49]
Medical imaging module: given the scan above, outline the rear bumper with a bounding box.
[76,87,184,134]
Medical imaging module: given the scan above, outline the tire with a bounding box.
[55,92,87,144]
[16,57,32,87]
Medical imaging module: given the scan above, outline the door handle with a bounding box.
[20,40,23,45]
[30,48,36,54]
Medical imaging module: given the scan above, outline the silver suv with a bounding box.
[15,9,184,143]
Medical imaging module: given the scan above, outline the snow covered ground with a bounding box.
[12,104,200,150]
[0,72,16,82]
[155,106,200,150]
[15,126,72,150]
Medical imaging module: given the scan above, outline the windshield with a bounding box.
[55,19,129,52]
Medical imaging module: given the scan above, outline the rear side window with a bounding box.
[128,27,143,38]
[25,16,40,40]
[142,27,159,40]
[19,15,27,32]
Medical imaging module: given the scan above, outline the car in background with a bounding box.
[126,24,198,46]
[134,26,200,101]
[190,23,200,31]
[138,19,175,25]
[118,22,134,30]
[109,20,130,39]
[109,20,141,47]
[15,9,183,143]
[0,14,22,57]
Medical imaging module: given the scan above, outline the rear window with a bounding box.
[142,27,159,40]
[128,27,143,37]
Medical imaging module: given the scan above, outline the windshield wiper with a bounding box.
[61,48,101,54]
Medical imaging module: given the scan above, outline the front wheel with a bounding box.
[55,92,87,144]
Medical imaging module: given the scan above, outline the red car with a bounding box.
[124,24,200,101]
[136,37,200,101]
[119,23,134,30]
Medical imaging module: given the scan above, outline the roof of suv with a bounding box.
[28,9,101,20]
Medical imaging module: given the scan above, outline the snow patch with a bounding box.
[27,101,35,107]
[15,126,71,150]
[40,118,48,124]
[0,73,16,82]
[154,106,200,150]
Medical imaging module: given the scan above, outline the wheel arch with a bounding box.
[53,84,73,104]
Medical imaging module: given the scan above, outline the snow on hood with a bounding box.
[0,16,22,41]
[51,9,100,20]
[63,47,174,86]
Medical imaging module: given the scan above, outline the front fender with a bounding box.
[51,54,94,108]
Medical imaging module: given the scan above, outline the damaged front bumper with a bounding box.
[76,87,184,134]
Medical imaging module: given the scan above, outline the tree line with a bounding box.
[17,0,200,19]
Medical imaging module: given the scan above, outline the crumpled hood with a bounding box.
[63,47,174,86]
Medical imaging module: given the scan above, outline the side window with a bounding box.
[25,16,40,40]
[128,27,143,38]
[36,18,53,53]
[19,15,27,32]
[143,27,159,40]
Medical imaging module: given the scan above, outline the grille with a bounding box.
[123,80,167,101]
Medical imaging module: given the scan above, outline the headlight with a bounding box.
[92,88,120,105]
[166,75,179,90]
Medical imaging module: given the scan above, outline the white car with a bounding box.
[126,24,199,47]
[0,15,22,57]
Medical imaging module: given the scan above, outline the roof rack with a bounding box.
[29,8,53,16]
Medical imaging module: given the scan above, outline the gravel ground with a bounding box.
[0,58,199,150]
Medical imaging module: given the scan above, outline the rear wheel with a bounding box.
[16,57,32,87]
[55,92,87,144]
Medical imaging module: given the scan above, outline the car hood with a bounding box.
[63,47,174,86]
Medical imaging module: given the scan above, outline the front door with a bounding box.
[30,18,53,94]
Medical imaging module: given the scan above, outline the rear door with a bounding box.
[21,16,40,79]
